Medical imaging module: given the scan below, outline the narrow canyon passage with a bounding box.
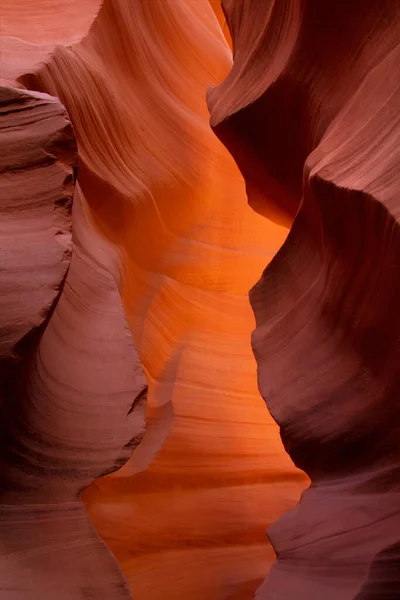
[10,0,307,598]
[4,0,398,598]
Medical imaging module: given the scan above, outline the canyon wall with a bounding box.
[1,1,306,599]
[0,85,146,598]
[2,0,399,598]
[208,1,400,598]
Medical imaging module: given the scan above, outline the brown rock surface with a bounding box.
[208,1,400,598]
[5,0,399,598]
[0,86,74,365]
[0,88,146,598]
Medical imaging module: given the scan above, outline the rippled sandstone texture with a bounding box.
[0,87,146,598]
[17,0,307,598]
[208,1,400,598]
[4,0,400,599]
[0,87,73,364]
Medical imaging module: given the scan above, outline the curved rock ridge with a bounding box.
[0,88,147,598]
[0,86,74,366]
[21,0,307,598]
[208,1,400,598]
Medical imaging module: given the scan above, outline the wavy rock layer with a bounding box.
[23,0,307,598]
[208,1,400,598]
[0,88,146,598]
[0,87,74,366]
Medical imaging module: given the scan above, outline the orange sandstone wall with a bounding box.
[25,0,306,598]
[209,0,232,46]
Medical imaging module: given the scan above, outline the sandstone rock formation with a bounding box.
[209,0,232,46]
[4,0,396,598]
[16,0,306,598]
[0,87,146,598]
[0,0,102,80]
[208,1,400,598]
[0,87,74,365]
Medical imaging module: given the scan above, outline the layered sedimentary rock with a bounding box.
[5,0,399,598]
[0,87,74,364]
[208,1,400,598]
[19,0,307,598]
[0,87,146,598]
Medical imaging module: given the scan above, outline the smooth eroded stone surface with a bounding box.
[22,0,308,598]
[208,1,400,598]
[0,87,74,363]
[0,87,147,599]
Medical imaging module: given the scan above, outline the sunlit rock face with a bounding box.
[209,0,232,46]
[0,88,146,598]
[15,0,307,598]
[209,0,400,598]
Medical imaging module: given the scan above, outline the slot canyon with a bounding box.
[0,1,399,599]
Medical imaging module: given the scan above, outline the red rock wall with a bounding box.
[0,85,146,598]
[3,0,398,598]
[2,1,306,599]
[209,1,400,598]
